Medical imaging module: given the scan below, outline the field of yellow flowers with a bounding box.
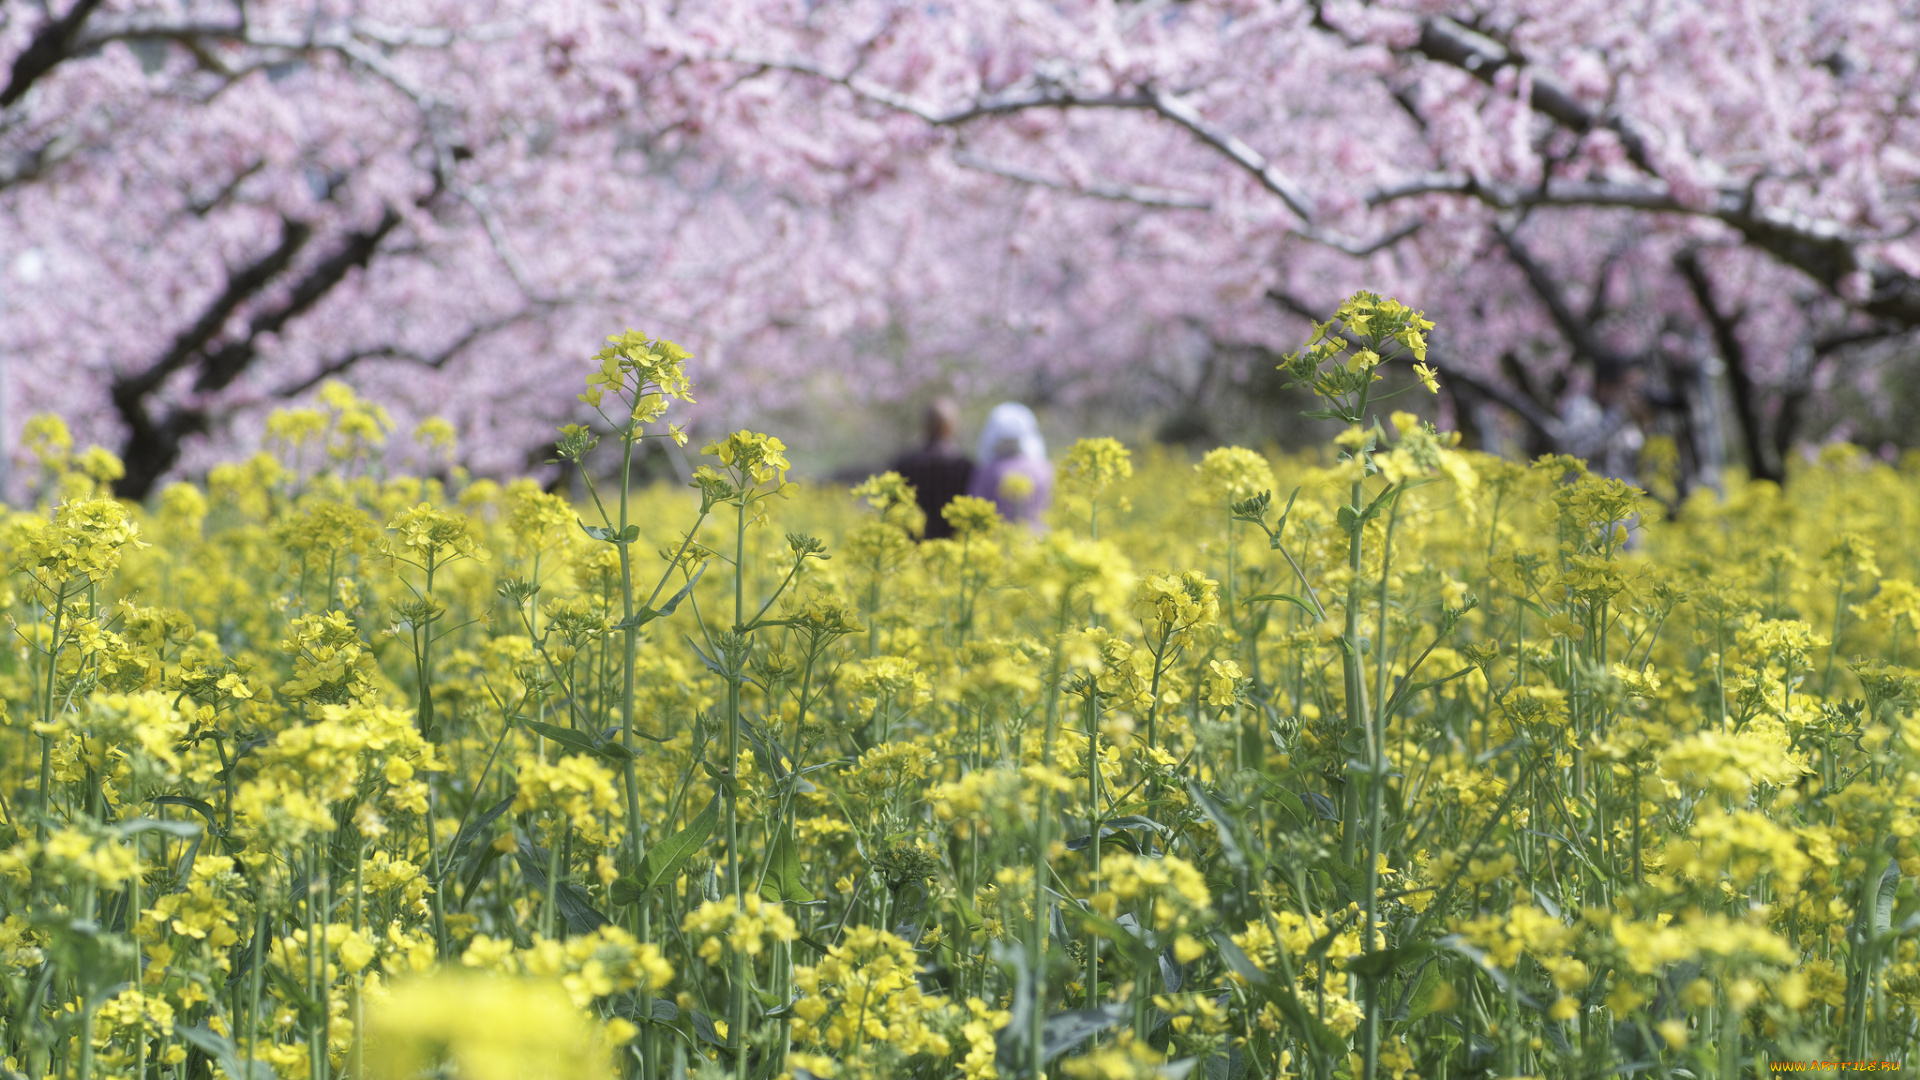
[3,297,1918,1080]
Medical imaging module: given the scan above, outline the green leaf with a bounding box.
[654,561,706,618]
[151,795,222,836]
[114,817,202,839]
[1209,931,1341,1055]
[1403,959,1448,1022]
[1211,931,1266,988]
[615,795,719,905]
[450,791,516,869]
[759,819,814,903]
[514,840,611,935]
[613,562,707,631]
[1873,863,1899,939]
[461,843,509,909]
[175,1024,278,1080]
[594,739,635,763]
[1335,482,1410,536]
[1064,815,1168,852]
[1435,935,1544,1010]
[1257,783,1310,831]
[580,522,642,544]
[1359,484,1400,523]
[1241,593,1317,617]
[1040,1004,1130,1063]
[1346,942,1430,979]
[1186,782,1246,871]
[689,1009,728,1049]
[524,719,601,757]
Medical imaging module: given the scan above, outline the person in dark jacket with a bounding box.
[889,399,974,539]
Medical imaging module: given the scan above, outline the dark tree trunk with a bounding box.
[111,211,398,499]
[1677,249,1783,484]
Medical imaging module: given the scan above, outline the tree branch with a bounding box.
[1812,324,1905,355]
[192,207,402,393]
[952,151,1212,210]
[276,307,544,397]
[1497,226,1627,376]
[113,216,314,404]
[111,208,401,498]
[1772,352,1821,469]
[724,52,1323,222]
[1371,173,1920,327]
[721,52,1153,126]
[1386,19,1920,327]
[1141,88,1315,222]
[0,0,102,107]
[0,127,80,190]
[1676,247,1780,483]
[1411,16,1656,175]
[1428,352,1562,446]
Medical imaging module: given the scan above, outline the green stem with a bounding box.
[1339,476,1372,868]
[545,825,561,939]
[37,589,66,843]
[1085,691,1102,1018]
[614,427,654,1080]
[728,495,748,1080]
[1361,493,1400,1080]
[246,886,268,1080]
[1028,601,1069,1080]
[352,841,365,1080]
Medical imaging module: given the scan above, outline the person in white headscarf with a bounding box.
[966,402,1053,526]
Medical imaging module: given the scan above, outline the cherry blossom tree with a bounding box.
[662,0,1920,485]
[3,0,1916,497]
[0,0,846,494]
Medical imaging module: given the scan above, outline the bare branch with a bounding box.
[1386,22,1920,327]
[0,126,79,189]
[720,51,1151,125]
[1306,219,1423,257]
[110,207,403,497]
[1263,290,1319,327]
[1497,226,1627,375]
[952,150,1212,210]
[1676,246,1779,483]
[193,207,403,393]
[456,185,542,296]
[1141,88,1315,222]
[1,0,102,106]
[344,18,457,48]
[1366,173,1682,210]
[1412,16,1656,175]
[113,216,314,403]
[958,137,1419,254]
[1428,352,1563,444]
[1371,173,1920,327]
[277,307,542,397]
[723,52,1319,222]
[1812,323,1906,355]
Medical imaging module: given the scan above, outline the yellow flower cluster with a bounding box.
[681,894,798,963]
[792,927,953,1067]
[513,752,624,837]
[2,301,1917,1080]
[463,926,672,1007]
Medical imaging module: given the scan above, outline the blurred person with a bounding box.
[968,401,1053,527]
[889,398,974,539]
